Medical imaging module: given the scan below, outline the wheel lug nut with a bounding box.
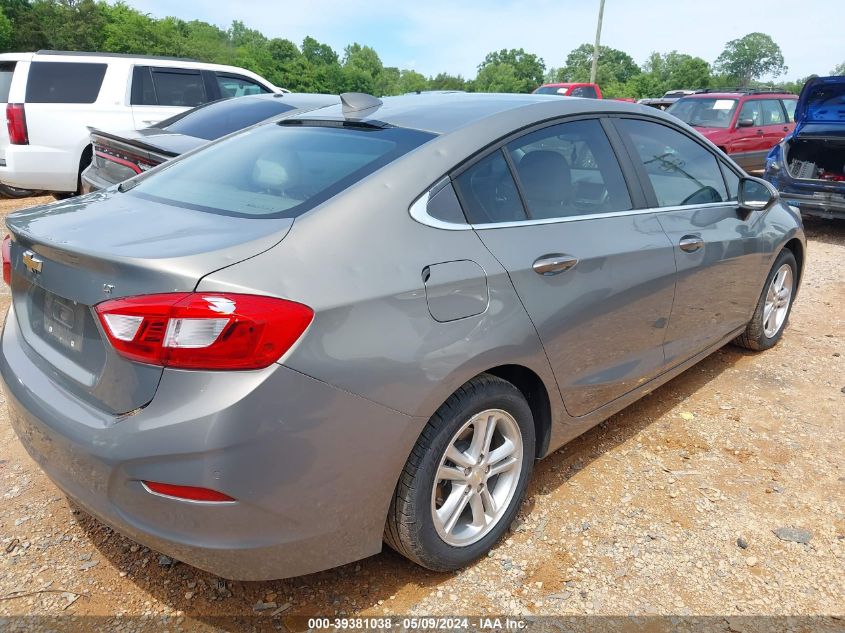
[485,465,491,473]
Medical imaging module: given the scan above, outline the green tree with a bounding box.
[0,7,12,51]
[557,44,640,86]
[396,69,427,94]
[474,62,522,93]
[429,72,466,91]
[714,32,787,88]
[475,48,544,93]
[302,36,338,67]
[832,62,845,76]
[625,50,711,98]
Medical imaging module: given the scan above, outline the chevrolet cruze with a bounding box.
[0,93,805,579]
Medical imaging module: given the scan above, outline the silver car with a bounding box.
[0,93,805,580]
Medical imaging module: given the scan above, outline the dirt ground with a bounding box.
[0,195,842,631]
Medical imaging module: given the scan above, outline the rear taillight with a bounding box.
[6,104,28,145]
[94,293,313,370]
[93,143,158,174]
[1,235,11,285]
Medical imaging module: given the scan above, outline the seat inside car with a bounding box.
[516,150,572,218]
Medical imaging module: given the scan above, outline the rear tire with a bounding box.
[733,249,798,351]
[0,184,39,199]
[385,374,535,572]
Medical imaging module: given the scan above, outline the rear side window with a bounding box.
[618,118,729,207]
[0,62,16,102]
[152,69,206,107]
[570,86,598,99]
[506,119,631,219]
[454,150,527,224]
[161,97,295,140]
[216,74,271,98]
[131,66,207,107]
[128,124,434,218]
[25,62,106,104]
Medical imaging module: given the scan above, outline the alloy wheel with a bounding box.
[763,263,793,338]
[431,409,523,547]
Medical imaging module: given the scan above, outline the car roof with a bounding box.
[285,92,661,136]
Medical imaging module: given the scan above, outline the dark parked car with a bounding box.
[80,92,338,192]
[1,93,804,580]
[667,90,798,171]
[764,76,845,219]
[639,89,700,111]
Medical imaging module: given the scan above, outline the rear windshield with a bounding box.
[127,123,434,218]
[159,97,296,140]
[0,62,15,102]
[667,97,738,128]
[534,86,567,95]
[25,61,107,104]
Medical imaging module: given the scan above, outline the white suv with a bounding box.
[1,50,280,195]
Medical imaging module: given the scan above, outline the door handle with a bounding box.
[678,235,704,253]
[756,129,764,136]
[533,254,578,276]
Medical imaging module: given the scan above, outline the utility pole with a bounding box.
[590,0,605,84]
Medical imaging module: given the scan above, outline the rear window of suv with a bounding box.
[25,61,107,104]
[0,62,15,102]
[127,123,435,218]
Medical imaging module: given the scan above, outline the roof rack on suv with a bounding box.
[697,87,788,95]
[35,50,201,63]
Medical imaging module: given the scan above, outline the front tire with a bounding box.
[385,374,535,572]
[734,249,798,351]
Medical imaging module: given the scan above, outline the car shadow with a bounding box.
[802,216,845,247]
[74,344,750,629]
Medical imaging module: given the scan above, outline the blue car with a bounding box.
[764,76,845,219]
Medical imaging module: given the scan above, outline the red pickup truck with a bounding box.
[533,83,603,99]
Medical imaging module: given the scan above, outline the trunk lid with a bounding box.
[5,190,293,415]
[794,76,845,136]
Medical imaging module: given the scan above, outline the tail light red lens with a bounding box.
[142,481,235,503]
[95,293,313,370]
[6,104,28,145]
[1,235,11,285]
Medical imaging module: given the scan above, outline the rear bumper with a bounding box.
[779,191,845,219]
[80,165,114,194]
[1,306,423,580]
[0,144,79,192]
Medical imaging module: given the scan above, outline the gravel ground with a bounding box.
[0,195,843,631]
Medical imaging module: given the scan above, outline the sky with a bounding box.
[126,0,843,81]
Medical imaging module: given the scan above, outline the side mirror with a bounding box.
[737,118,755,128]
[738,176,778,211]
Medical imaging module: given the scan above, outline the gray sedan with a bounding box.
[0,92,805,580]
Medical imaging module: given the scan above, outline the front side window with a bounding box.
[738,100,762,127]
[151,68,207,107]
[667,98,738,129]
[25,62,106,104]
[618,118,729,207]
[781,98,797,122]
[128,124,434,218]
[761,99,786,125]
[216,74,271,98]
[506,119,632,219]
[454,150,527,224]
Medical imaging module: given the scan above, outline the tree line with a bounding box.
[1,0,843,98]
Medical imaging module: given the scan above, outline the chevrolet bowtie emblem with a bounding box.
[22,251,43,274]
